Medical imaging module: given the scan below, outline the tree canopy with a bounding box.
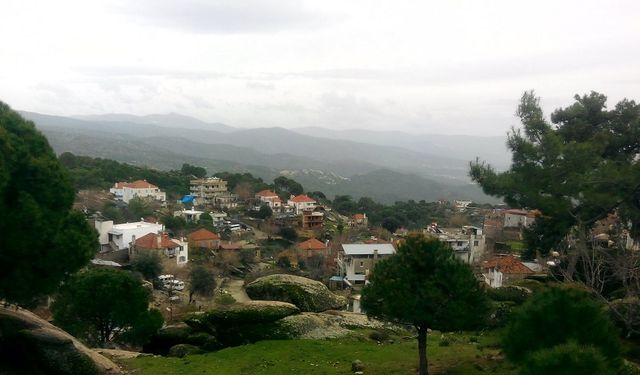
[0,102,97,305]
[361,235,489,375]
[51,268,163,346]
[470,91,640,257]
[188,266,216,303]
[503,286,621,372]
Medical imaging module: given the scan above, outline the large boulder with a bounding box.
[246,274,347,312]
[183,301,300,347]
[0,306,124,375]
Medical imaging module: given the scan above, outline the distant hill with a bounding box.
[74,113,237,133]
[21,111,503,204]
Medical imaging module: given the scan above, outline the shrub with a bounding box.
[503,287,621,370]
[369,330,390,342]
[215,291,236,305]
[521,342,615,375]
[487,285,531,304]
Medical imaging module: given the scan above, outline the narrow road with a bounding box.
[223,278,250,303]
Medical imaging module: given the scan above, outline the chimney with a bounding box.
[373,249,379,264]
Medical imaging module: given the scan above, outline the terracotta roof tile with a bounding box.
[289,194,316,203]
[115,180,158,189]
[189,228,220,241]
[256,190,279,197]
[483,256,533,275]
[297,238,327,251]
[134,232,179,249]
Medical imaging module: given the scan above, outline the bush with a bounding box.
[215,291,236,305]
[369,330,390,342]
[487,285,531,304]
[521,342,615,375]
[503,287,621,369]
[486,301,516,328]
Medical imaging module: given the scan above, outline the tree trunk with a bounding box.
[417,325,428,375]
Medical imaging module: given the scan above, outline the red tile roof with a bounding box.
[289,194,316,203]
[353,213,366,220]
[482,256,533,275]
[115,180,158,189]
[189,228,219,241]
[505,209,529,216]
[134,232,179,249]
[297,238,328,251]
[256,190,279,198]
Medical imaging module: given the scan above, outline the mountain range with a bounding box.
[20,111,509,204]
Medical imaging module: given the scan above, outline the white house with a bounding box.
[95,219,164,252]
[174,208,205,222]
[131,232,189,266]
[503,209,538,228]
[287,194,317,215]
[337,243,396,285]
[425,225,485,264]
[255,190,282,209]
[110,180,166,204]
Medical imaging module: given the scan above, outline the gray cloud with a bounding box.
[113,0,334,34]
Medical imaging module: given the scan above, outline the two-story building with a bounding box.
[297,238,329,258]
[288,194,317,215]
[95,219,164,253]
[337,243,396,285]
[424,225,486,264]
[131,232,189,265]
[110,180,166,203]
[255,190,282,209]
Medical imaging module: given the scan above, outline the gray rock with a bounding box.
[0,306,124,375]
[246,274,347,312]
[168,344,205,358]
[352,359,365,372]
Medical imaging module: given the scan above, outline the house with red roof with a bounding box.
[255,190,282,209]
[131,232,189,265]
[297,238,329,258]
[482,255,535,288]
[188,228,220,250]
[288,194,317,214]
[110,180,166,203]
[350,213,368,227]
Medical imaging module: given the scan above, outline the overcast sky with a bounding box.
[1,0,638,135]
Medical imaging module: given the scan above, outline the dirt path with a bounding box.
[222,278,250,303]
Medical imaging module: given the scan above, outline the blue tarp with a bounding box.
[181,195,195,204]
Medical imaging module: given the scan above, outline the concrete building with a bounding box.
[95,219,164,253]
[110,180,166,203]
[337,243,396,285]
[424,225,486,264]
[288,194,317,215]
[190,177,237,208]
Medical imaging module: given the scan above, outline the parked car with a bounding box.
[163,279,185,291]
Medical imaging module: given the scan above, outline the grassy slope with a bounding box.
[124,330,517,375]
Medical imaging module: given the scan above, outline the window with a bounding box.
[360,261,364,267]
[474,240,479,246]
[179,256,186,263]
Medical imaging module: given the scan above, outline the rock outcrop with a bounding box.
[0,306,124,375]
[246,274,347,312]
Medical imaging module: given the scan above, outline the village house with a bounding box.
[130,232,189,266]
[482,255,535,288]
[503,209,538,228]
[188,228,220,250]
[255,190,283,210]
[174,208,204,223]
[350,213,368,227]
[424,224,486,264]
[337,243,396,285]
[288,194,317,215]
[190,177,238,209]
[297,238,330,258]
[110,180,166,203]
[301,207,324,229]
[95,219,164,253]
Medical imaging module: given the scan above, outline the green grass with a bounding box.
[123,330,517,375]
